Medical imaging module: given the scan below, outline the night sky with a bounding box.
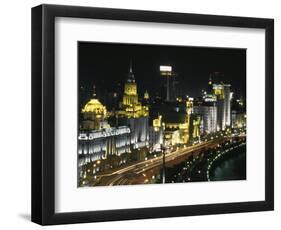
[78,42,246,107]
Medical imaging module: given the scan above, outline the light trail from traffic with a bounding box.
[86,134,245,186]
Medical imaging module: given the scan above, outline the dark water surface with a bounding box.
[210,152,246,181]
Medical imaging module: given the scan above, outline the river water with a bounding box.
[210,151,246,181]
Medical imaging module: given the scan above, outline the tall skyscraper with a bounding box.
[213,83,233,131]
[160,65,177,102]
[223,84,232,127]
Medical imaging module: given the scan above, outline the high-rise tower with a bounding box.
[160,65,177,102]
[213,83,233,131]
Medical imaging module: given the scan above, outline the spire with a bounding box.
[129,59,133,73]
[144,90,149,100]
[127,59,135,83]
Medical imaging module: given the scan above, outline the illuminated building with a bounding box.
[122,63,139,106]
[186,97,194,115]
[119,62,149,118]
[142,90,150,106]
[213,83,233,131]
[232,111,246,128]
[78,126,131,167]
[223,84,232,127]
[231,96,246,128]
[160,65,178,102]
[186,98,201,139]
[155,98,200,147]
[190,115,201,139]
[193,100,217,134]
[118,62,149,149]
[78,95,131,167]
[149,115,164,152]
[164,129,180,147]
[163,114,200,146]
[161,106,189,146]
[79,87,132,167]
[81,86,110,130]
[185,98,201,139]
[144,90,149,100]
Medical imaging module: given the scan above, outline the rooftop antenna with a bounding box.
[92,85,97,98]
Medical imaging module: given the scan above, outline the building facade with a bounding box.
[213,83,233,131]
[193,101,217,134]
[81,87,110,130]
[231,110,246,128]
[78,126,131,167]
[149,115,164,152]
[79,87,132,167]
[117,62,150,149]
[160,66,178,102]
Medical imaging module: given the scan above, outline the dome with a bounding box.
[82,98,107,114]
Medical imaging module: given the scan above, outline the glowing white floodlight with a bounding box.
[160,65,172,72]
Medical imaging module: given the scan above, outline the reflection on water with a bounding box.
[210,152,246,181]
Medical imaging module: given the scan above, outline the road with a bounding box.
[86,135,245,186]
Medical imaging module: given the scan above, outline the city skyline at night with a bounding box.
[78,42,246,109]
[77,42,246,187]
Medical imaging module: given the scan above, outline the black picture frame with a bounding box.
[31,4,274,225]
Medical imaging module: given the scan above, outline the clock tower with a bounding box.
[123,61,138,106]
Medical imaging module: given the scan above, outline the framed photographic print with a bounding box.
[31,4,274,225]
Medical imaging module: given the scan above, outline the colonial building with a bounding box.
[152,99,201,148]
[117,62,150,149]
[78,88,131,167]
[149,115,164,152]
[81,87,110,130]
[78,126,131,167]
[186,98,201,141]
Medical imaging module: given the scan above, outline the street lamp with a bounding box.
[162,147,165,184]
[161,142,166,184]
